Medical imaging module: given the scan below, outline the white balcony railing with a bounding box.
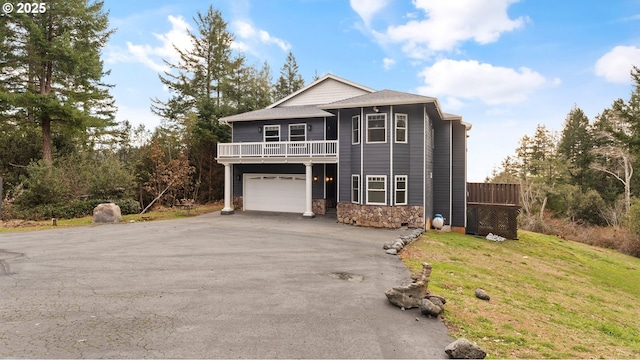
[217,140,338,159]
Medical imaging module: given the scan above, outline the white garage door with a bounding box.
[244,174,306,213]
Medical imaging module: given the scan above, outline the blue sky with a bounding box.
[104,0,640,181]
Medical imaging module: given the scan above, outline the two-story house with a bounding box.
[216,74,471,232]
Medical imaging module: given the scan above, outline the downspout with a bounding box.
[390,105,394,206]
[337,111,340,203]
[323,117,327,200]
[449,121,453,226]
[464,126,468,230]
[360,107,364,204]
[423,106,427,230]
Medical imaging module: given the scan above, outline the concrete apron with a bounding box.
[0,211,452,358]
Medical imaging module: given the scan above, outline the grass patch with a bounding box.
[0,203,222,233]
[399,230,640,358]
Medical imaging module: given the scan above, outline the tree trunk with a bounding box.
[42,116,52,164]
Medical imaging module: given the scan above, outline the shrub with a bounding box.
[11,199,140,220]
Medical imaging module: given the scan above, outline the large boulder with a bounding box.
[92,203,122,223]
[445,338,487,359]
[385,262,432,309]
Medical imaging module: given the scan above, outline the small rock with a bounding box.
[419,298,442,317]
[475,288,491,301]
[444,338,487,359]
[392,242,404,251]
[428,294,447,305]
[428,296,445,311]
[383,240,395,250]
[386,249,398,255]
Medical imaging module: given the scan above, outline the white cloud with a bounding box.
[107,15,192,73]
[375,0,526,58]
[350,0,390,26]
[441,96,464,111]
[231,20,290,53]
[382,57,395,70]
[595,45,640,84]
[417,59,555,105]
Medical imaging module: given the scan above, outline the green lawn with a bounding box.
[400,230,640,359]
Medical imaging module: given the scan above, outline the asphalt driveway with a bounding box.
[0,211,452,358]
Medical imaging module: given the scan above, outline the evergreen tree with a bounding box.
[0,0,116,163]
[558,106,594,190]
[274,50,305,100]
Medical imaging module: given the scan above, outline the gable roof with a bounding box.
[218,105,334,123]
[267,74,375,108]
[319,89,437,109]
[220,74,374,124]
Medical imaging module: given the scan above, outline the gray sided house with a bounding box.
[216,74,471,231]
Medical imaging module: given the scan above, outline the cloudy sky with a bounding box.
[104,0,640,181]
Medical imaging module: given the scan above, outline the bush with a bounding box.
[15,154,136,210]
[12,199,140,220]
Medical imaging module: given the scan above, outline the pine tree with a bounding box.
[274,51,305,100]
[0,0,116,163]
[558,106,594,190]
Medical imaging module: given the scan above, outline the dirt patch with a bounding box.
[1,220,40,228]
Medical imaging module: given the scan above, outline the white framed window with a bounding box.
[351,174,360,203]
[395,175,407,205]
[264,125,280,142]
[352,115,360,145]
[366,175,387,205]
[395,114,407,143]
[366,114,387,143]
[289,123,306,142]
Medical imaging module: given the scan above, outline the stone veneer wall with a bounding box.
[313,199,327,215]
[337,203,425,229]
[232,196,243,211]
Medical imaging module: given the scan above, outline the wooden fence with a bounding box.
[467,183,521,239]
[467,182,519,206]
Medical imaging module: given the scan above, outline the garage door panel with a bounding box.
[244,174,306,213]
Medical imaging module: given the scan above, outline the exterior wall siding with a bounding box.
[362,107,391,204]
[232,117,326,142]
[451,122,467,228]
[337,109,359,203]
[432,118,451,224]
[278,79,371,107]
[392,105,424,207]
[424,111,434,223]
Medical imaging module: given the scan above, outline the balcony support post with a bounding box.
[221,163,234,215]
[303,162,315,218]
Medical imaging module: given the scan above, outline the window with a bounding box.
[289,124,306,142]
[366,114,387,143]
[395,114,407,143]
[352,115,360,145]
[264,125,280,142]
[395,175,407,205]
[366,175,387,205]
[351,174,360,203]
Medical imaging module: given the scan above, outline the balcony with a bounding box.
[217,140,338,163]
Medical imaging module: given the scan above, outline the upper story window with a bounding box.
[395,114,407,143]
[289,124,306,142]
[366,114,387,143]
[352,115,360,145]
[264,125,280,142]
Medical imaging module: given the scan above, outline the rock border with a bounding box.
[383,228,424,255]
